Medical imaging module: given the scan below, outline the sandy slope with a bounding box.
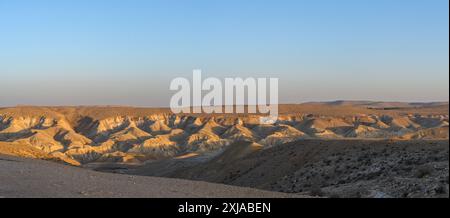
[0,155,301,198]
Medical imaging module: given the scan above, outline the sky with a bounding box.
[0,0,448,107]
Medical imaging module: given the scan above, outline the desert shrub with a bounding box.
[350,188,368,198]
[434,184,446,194]
[414,165,434,178]
[310,186,324,197]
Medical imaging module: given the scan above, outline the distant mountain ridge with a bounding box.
[304,100,449,109]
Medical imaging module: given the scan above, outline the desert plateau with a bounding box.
[0,102,448,198]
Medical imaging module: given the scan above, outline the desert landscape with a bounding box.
[0,102,448,198]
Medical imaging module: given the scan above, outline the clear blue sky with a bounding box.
[0,0,448,106]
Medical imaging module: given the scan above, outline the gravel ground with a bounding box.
[132,139,448,198]
[0,155,301,198]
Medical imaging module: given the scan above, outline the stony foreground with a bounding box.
[0,154,300,198]
[123,139,449,198]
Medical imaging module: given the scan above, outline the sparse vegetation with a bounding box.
[414,165,434,178]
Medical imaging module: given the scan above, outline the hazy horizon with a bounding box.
[1,0,449,107]
[3,99,449,109]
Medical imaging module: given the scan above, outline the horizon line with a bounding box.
[2,99,449,109]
